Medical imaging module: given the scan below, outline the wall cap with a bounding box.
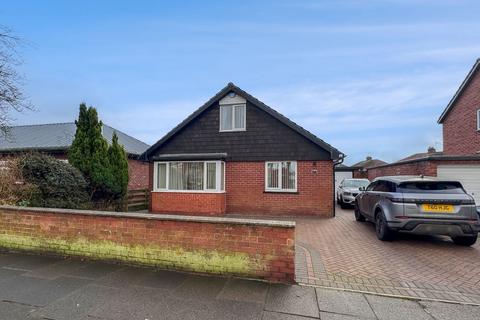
[0,205,295,228]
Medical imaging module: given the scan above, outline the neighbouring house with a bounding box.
[349,156,387,178]
[141,82,343,216]
[0,123,150,190]
[367,58,480,204]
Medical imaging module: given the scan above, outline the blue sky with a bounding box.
[1,0,479,164]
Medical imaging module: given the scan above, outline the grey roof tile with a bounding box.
[0,123,149,156]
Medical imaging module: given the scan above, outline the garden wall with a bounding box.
[0,205,295,283]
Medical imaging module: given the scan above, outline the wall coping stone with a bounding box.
[0,205,295,228]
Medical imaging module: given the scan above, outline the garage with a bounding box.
[437,165,480,205]
[334,170,353,197]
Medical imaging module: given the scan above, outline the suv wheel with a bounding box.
[354,203,365,222]
[375,210,394,241]
[452,235,478,246]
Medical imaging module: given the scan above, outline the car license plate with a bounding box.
[421,204,454,213]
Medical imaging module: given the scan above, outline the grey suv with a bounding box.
[355,176,480,246]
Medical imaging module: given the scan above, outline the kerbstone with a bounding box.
[365,295,432,320]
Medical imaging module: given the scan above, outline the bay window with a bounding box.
[154,161,225,192]
[265,161,297,192]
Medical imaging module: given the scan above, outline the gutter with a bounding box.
[332,153,346,218]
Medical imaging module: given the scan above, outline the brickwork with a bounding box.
[127,159,149,189]
[367,159,480,180]
[226,161,334,217]
[0,205,295,283]
[151,192,226,215]
[442,68,480,155]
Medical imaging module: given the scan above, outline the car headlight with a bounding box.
[344,192,351,196]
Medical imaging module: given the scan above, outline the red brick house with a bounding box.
[0,123,150,190]
[368,59,480,204]
[142,83,343,216]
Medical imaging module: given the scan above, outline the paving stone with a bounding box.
[365,295,433,320]
[262,310,319,319]
[173,274,227,301]
[316,288,376,319]
[419,300,480,320]
[0,253,60,270]
[169,298,263,320]
[218,278,269,304]
[96,266,156,287]
[135,269,189,290]
[265,284,319,318]
[0,301,37,319]
[25,258,87,279]
[0,267,26,282]
[320,312,363,320]
[32,284,118,320]
[66,261,121,279]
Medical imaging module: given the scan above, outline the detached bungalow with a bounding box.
[141,83,343,216]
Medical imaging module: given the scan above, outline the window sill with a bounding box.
[219,129,246,132]
[264,190,298,194]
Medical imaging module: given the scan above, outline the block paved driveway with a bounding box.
[1,252,479,320]
[295,206,480,304]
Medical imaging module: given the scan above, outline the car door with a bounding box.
[365,181,388,218]
[359,181,377,216]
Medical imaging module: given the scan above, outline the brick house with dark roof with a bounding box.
[142,83,344,216]
[0,123,150,190]
[367,59,480,204]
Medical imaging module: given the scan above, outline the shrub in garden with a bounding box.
[0,157,36,206]
[20,153,91,209]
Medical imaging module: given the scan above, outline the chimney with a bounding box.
[366,156,372,161]
[427,146,436,154]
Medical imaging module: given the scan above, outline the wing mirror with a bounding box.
[359,186,366,191]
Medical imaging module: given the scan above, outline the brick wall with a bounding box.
[151,192,226,215]
[128,159,149,190]
[443,68,480,155]
[367,159,480,180]
[0,205,295,283]
[226,161,334,217]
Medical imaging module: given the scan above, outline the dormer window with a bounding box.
[220,104,246,132]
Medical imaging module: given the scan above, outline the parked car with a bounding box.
[354,176,480,246]
[337,178,370,208]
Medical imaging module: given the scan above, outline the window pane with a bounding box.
[169,162,204,190]
[267,163,279,189]
[220,162,225,190]
[234,105,245,129]
[206,162,216,190]
[157,163,166,189]
[281,162,296,190]
[220,106,233,130]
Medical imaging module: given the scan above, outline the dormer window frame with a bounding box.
[219,104,246,132]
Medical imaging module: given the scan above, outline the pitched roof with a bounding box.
[0,122,150,156]
[398,150,443,162]
[351,157,388,169]
[438,58,480,123]
[142,82,343,160]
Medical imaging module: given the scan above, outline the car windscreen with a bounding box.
[398,181,465,194]
[343,180,370,188]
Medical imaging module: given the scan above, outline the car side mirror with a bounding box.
[359,186,366,191]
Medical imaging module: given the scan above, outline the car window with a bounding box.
[342,180,370,188]
[398,181,466,194]
[366,182,377,191]
[372,181,396,192]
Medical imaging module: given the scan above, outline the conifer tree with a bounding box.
[108,132,129,199]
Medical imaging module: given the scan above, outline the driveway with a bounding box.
[295,206,480,304]
[1,252,479,320]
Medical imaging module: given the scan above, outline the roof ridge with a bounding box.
[102,124,150,147]
[7,122,75,128]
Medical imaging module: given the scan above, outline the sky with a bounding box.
[1,0,479,165]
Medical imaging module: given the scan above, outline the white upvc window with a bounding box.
[153,161,225,193]
[265,161,297,192]
[220,104,246,131]
[477,109,480,131]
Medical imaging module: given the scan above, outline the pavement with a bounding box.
[295,206,480,304]
[1,252,479,320]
